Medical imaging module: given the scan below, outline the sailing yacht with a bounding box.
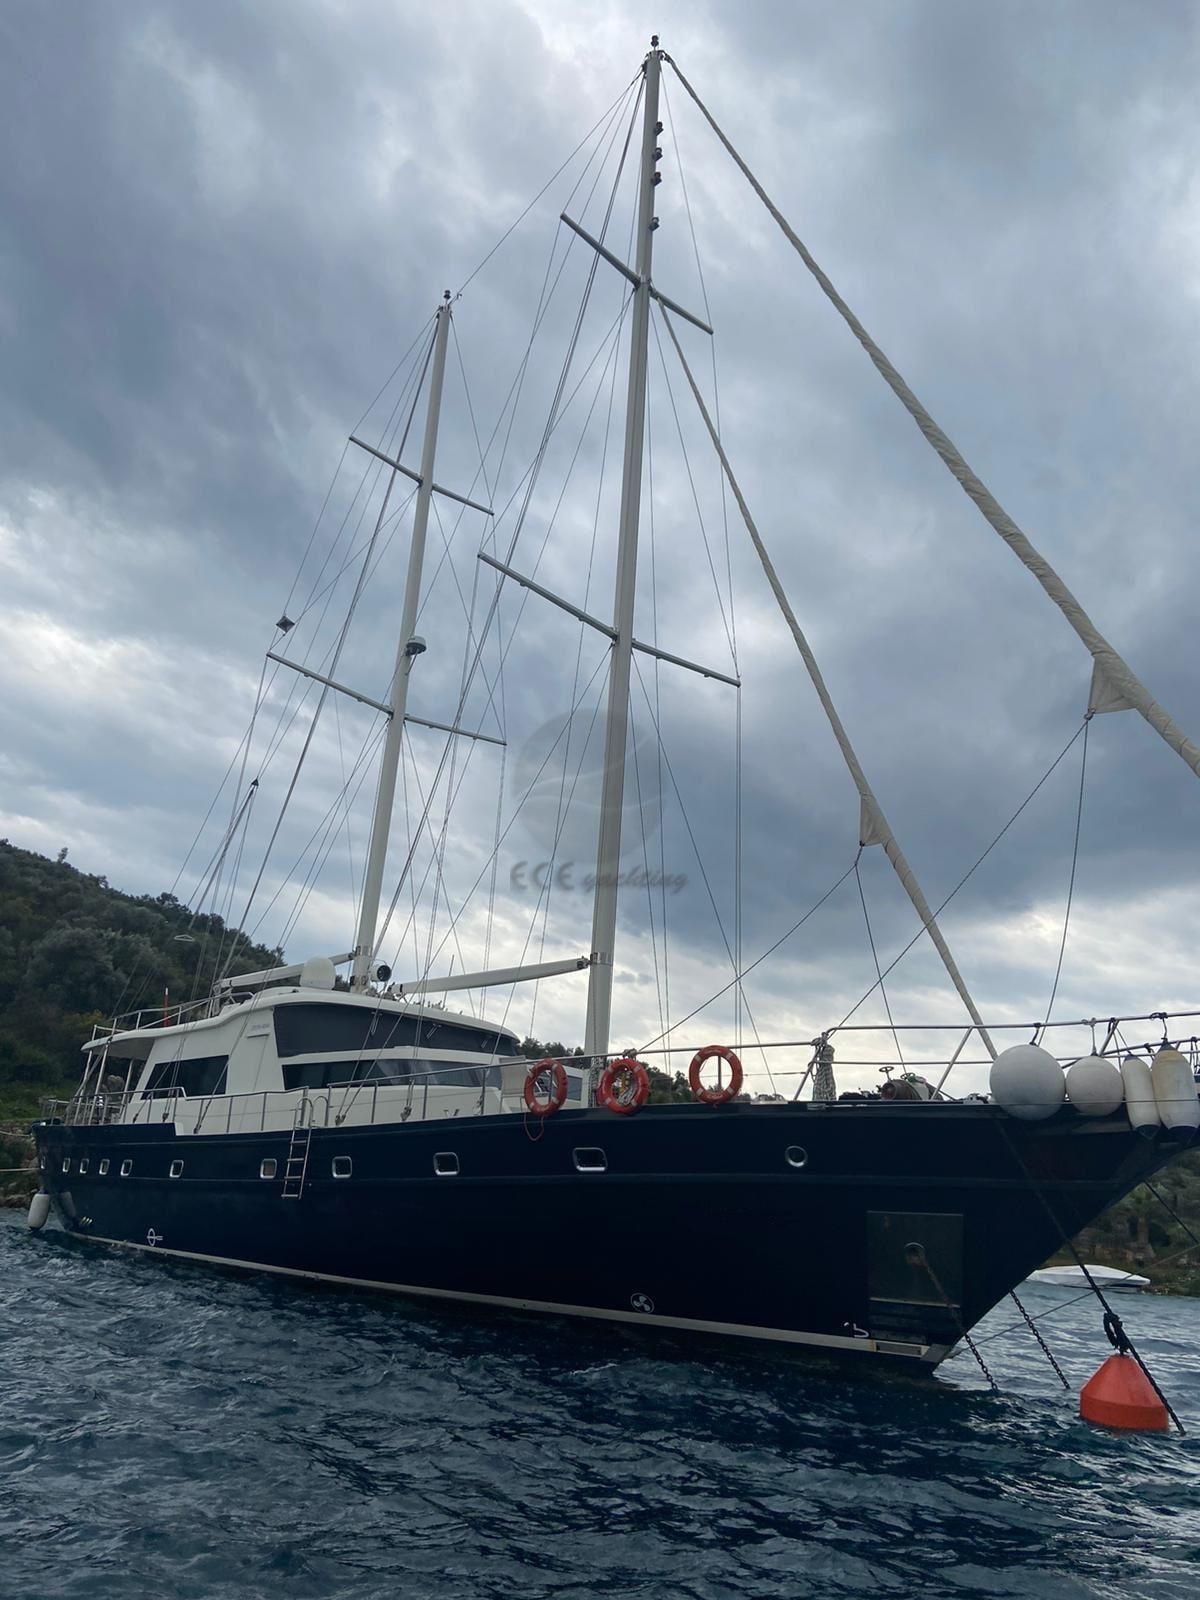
[29,38,1199,1371]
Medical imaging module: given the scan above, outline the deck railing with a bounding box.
[41,1008,1200,1132]
[87,995,217,1045]
[41,1060,513,1134]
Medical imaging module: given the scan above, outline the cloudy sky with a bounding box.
[2,0,1198,1092]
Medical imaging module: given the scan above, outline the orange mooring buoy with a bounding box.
[1080,1353,1169,1432]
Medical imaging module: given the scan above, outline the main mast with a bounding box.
[352,294,453,990]
[584,41,664,1058]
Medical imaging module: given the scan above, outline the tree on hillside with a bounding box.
[23,927,120,1015]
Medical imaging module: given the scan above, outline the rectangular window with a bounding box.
[573,1148,608,1173]
[61,1157,71,1174]
[433,1152,459,1176]
[169,1160,184,1178]
[99,1159,110,1176]
[120,1159,132,1177]
[331,1156,353,1179]
[260,1159,277,1179]
[140,1055,229,1099]
[78,1158,89,1175]
[273,1001,515,1060]
[282,1058,503,1092]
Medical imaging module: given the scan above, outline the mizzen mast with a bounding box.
[352,294,453,990]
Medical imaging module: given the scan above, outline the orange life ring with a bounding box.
[598,1057,650,1115]
[689,1044,743,1105]
[523,1058,568,1116]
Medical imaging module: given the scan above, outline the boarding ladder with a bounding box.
[281,1094,314,1199]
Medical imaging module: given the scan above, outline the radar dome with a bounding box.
[298,955,337,990]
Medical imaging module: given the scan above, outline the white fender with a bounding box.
[1065,1055,1124,1117]
[1152,1047,1200,1134]
[989,1044,1065,1120]
[27,1191,51,1231]
[1121,1056,1160,1136]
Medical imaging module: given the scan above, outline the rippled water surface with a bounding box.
[2,1211,1198,1598]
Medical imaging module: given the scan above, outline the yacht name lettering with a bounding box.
[509,861,687,895]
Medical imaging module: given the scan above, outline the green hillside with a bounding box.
[0,838,281,1101]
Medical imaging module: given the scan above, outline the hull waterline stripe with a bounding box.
[78,1232,940,1362]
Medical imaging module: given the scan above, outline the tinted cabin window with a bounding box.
[141,1056,229,1098]
[282,1059,502,1092]
[272,1003,513,1060]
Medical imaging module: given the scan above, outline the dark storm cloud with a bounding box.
[1,0,1198,1065]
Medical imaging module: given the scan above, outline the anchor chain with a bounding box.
[908,1243,997,1393]
[1008,1289,1070,1390]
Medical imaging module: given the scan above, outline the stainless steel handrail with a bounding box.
[43,1061,510,1133]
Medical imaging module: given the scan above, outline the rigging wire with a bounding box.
[497,672,611,1039]
[647,312,736,666]
[398,728,421,982]
[464,74,643,590]
[272,720,383,955]
[455,74,641,299]
[655,299,996,1058]
[661,71,742,1048]
[246,722,384,948]
[254,719,388,953]
[640,378,667,1042]
[371,295,638,964]
[235,326,432,834]
[398,730,480,997]
[277,330,433,682]
[515,309,633,1021]
[835,719,1089,1034]
[637,855,862,1054]
[386,650,612,981]
[1041,713,1091,1033]
[647,356,672,1045]
[221,331,436,972]
[332,696,360,915]
[854,853,905,1068]
[482,741,507,993]
[629,704,667,1042]
[630,655,776,1090]
[146,72,636,995]
[515,224,633,1041]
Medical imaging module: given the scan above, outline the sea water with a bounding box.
[1,1209,1197,1599]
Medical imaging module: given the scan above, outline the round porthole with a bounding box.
[785,1145,808,1170]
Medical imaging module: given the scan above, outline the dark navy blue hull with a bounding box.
[32,1103,1178,1367]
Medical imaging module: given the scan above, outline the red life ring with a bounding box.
[689,1045,743,1105]
[598,1057,650,1115]
[523,1058,568,1116]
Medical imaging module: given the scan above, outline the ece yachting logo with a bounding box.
[508,712,686,895]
